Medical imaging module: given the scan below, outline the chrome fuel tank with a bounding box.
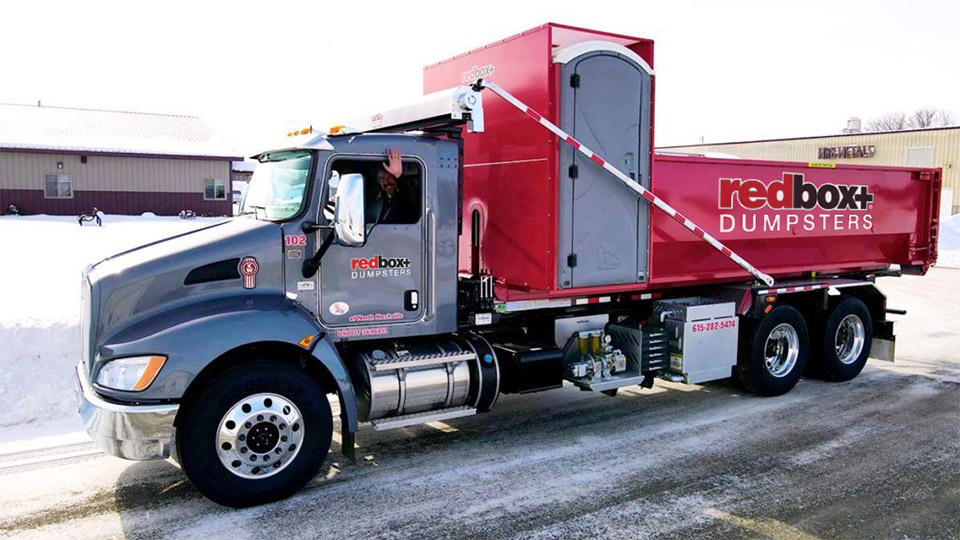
[354,339,478,421]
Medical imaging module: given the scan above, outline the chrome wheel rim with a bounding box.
[764,323,799,378]
[216,393,304,479]
[835,314,866,365]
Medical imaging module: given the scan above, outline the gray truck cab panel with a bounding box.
[78,132,458,440]
[282,134,460,342]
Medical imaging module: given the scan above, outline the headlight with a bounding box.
[96,356,167,391]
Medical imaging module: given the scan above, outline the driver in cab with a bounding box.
[369,148,419,224]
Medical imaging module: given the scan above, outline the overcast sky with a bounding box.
[2,0,958,156]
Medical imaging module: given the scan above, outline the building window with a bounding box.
[44,174,72,199]
[204,178,227,200]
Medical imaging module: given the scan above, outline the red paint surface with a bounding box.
[647,156,940,289]
[433,24,941,301]
[425,23,655,293]
[1,189,231,216]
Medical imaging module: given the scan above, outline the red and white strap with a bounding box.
[757,284,825,295]
[476,80,775,287]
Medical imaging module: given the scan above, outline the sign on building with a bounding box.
[818,145,876,159]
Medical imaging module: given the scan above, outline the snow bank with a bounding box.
[0,214,219,427]
[938,213,960,269]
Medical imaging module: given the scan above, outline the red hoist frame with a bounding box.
[474,80,776,288]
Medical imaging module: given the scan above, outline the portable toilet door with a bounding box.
[555,41,653,289]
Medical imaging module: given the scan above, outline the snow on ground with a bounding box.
[0,416,87,455]
[0,214,220,429]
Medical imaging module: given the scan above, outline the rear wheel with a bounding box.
[736,305,809,396]
[814,297,872,381]
[177,360,333,507]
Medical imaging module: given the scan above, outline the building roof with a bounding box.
[0,102,242,159]
[658,124,960,149]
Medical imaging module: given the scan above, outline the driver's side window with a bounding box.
[324,158,422,226]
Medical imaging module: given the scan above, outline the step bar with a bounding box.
[368,351,477,372]
[369,406,477,431]
[569,373,650,392]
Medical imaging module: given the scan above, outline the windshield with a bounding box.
[240,150,313,221]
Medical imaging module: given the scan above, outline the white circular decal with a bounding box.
[329,302,350,316]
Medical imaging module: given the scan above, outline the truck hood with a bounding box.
[86,217,285,348]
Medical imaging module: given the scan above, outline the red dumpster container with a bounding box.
[424,23,940,301]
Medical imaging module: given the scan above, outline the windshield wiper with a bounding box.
[239,205,267,219]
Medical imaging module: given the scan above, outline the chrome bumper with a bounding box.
[75,362,179,461]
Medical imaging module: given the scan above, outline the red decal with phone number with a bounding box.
[691,320,736,333]
[285,234,307,247]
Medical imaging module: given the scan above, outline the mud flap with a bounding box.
[869,337,896,362]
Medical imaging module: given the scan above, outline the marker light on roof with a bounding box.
[287,127,314,137]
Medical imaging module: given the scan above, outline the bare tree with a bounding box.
[865,111,908,132]
[865,108,955,132]
[910,107,954,128]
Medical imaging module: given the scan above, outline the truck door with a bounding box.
[318,156,425,329]
[557,50,652,288]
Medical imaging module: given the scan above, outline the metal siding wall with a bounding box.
[0,188,231,216]
[0,151,233,215]
[662,128,960,212]
[0,152,229,193]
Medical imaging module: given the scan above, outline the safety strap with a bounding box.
[475,79,774,287]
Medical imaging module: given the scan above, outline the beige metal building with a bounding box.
[659,126,960,215]
[0,103,241,216]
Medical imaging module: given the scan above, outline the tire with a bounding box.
[814,297,872,382]
[736,305,809,396]
[177,360,333,507]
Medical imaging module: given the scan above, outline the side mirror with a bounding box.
[334,173,365,246]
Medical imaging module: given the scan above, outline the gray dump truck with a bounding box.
[75,51,936,505]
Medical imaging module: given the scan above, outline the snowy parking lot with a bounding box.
[0,214,958,538]
[0,214,219,429]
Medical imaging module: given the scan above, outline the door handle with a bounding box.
[405,290,420,311]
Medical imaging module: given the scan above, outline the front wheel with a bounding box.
[736,305,809,396]
[177,360,333,507]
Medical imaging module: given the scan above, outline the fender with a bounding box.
[92,293,358,432]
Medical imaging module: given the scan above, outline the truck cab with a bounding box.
[75,88,488,508]
[254,132,462,340]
